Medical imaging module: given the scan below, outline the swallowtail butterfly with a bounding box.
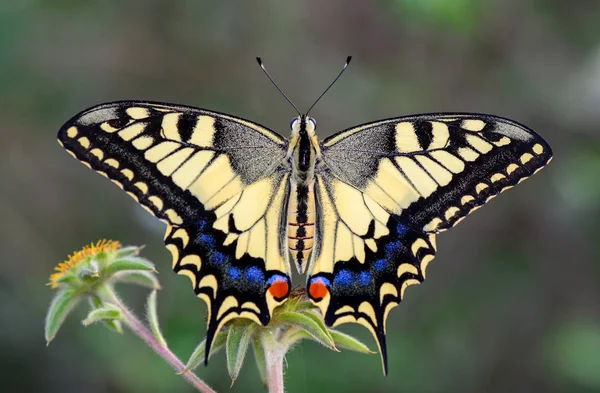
[57,57,552,373]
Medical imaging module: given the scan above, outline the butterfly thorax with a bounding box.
[286,116,319,273]
[288,117,320,182]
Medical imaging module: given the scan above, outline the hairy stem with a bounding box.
[261,329,286,393]
[99,286,216,393]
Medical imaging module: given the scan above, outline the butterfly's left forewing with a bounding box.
[322,114,552,233]
[57,101,292,361]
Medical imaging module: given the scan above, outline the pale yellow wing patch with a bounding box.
[311,172,391,275]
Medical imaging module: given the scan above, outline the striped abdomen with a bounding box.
[287,181,315,274]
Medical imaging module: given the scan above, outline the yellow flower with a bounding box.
[49,239,121,288]
[45,239,156,344]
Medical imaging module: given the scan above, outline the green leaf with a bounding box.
[282,329,311,346]
[252,337,268,388]
[300,310,333,338]
[82,303,122,326]
[113,270,160,289]
[88,297,123,333]
[277,311,336,350]
[45,289,79,344]
[103,257,155,277]
[184,331,228,372]
[330,329,375,354]
[146,290,167,346]
[226,323,257,383]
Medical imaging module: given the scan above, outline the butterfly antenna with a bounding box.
[256,57,301,116]
[305,56,352,116]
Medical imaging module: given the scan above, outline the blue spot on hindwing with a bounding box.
[245,266,265,284]
[267,274,288,285]
[310,276,331,287]
[396,222,409,237]
[333,269,354,287]
[196,217,210,231]
[211,251,226,265]
[385,240,402,256]
[357,271,371,286]
[228,266,241,280]
[374,258,388,271]
[199,233,215,248]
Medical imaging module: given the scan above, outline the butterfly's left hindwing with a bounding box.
[308,170,436,374]
[57,101,291,362]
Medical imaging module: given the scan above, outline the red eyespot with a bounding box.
[309,280,329,300]
[268,278,289,300]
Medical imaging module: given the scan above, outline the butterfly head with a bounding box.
[290,115,317,137]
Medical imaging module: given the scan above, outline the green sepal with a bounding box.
[51,272,77,287]
[184,331,228,372]
[45,289,79,345]
[88,297,123,333]
[82,302,122,327]
[251,337,268,387]
[115,245,143,259]
[113,270,160,289]
[329,329,375,354]
[226,322,258,383]
[293,301,319,312]
[282,296,317,312]
[276,311,337,350]
[103,257,155,277]
[146,290,167,346]
[77,258,100,280]
[93,250,112,267]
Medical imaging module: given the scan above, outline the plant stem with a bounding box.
[99,286,216,393]
[267,352,285,393]
[261,330,286,393]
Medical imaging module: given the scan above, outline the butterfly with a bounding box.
[57,58,552,374]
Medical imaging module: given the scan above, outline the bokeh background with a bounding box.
[2,1,600,392]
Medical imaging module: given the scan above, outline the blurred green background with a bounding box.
[2,1,600,392]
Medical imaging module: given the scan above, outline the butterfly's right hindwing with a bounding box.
[57,101,291,361]
[164,170,292,360]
